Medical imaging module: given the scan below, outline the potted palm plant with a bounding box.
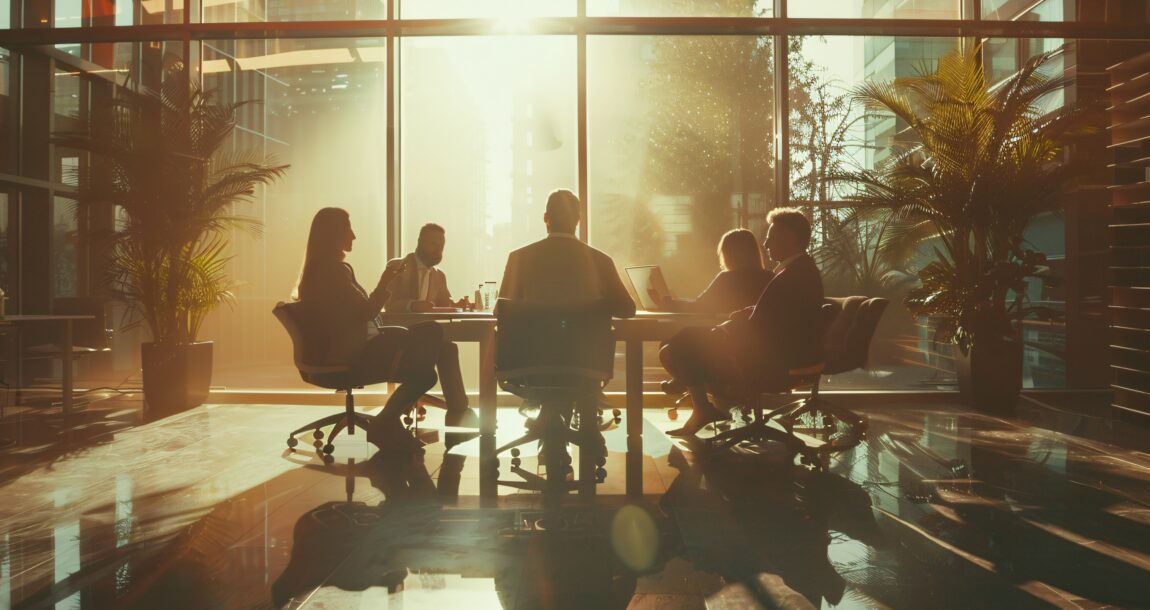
[837,42,1097,411]
[55,57,288,416]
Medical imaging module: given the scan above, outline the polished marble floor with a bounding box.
[1,399,1148,609]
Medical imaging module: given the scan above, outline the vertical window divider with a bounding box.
[387,1,399,259]
[577,0,588,242]
[774,0,789,211]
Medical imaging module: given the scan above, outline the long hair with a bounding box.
[294,207,350,300]
[718,228,766,272]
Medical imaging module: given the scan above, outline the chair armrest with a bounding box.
[297,363,354,374]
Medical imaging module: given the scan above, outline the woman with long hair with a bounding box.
[296,207,443,452]
[656,228,772,314]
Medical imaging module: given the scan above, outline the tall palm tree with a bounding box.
[837,41,1097,351]
[54,58,288,350]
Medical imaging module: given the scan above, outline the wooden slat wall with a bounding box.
[1108,50,1150,421]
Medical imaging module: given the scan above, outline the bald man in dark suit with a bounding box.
[498,189,635,319]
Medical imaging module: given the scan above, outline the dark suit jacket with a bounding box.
[297,260,389,364]
[498,233,636,319]
[384,253,452,312]
[669,268,774,314]
[741,253,825,370]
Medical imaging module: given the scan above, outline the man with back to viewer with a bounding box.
[498,189,636,318]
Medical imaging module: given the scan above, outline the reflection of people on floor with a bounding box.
[271,450,659,609]
[660,445,882,608]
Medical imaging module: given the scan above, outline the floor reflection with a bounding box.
[0,401,1148,609]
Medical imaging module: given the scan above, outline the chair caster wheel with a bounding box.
[667,408,678,421]
[313,429,324,440]
[511,457,521,468]
[287,437,299,448]
[323,444,335,455]
[313,440,324,450]
[403,415,414,427]
[510,447,521,458]
[417,406,427,416]
[596,467,607,480]
[596,455,607,467]
[612,409,621,417]
[613,417,622,425]
[322,454,334,465]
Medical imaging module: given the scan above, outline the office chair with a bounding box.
[273,302,441,462]
[708,297,888,470]
[490,299,615,497]
[771,297,887,442]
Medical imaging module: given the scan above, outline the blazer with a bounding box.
[498,233,637,319]
[669,268,774,314]
[741,253,825,370]
[384,253,453,312]
[296,259,389,365]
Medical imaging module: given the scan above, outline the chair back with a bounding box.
[822,297,888,375]
[272,301,352,381]
[494,298,615,386]
[52,297,112,349]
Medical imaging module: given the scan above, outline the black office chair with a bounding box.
[708,297,888,470]
[771,297,888,445]
[273,301,440,462]
[492,298,616,496]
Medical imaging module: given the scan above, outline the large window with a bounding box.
[199,37,389,389]
[1,4,1147,392]
[589,35,775,297]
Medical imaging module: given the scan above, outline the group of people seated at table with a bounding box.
[294,188,822,451]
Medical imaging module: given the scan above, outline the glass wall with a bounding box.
[197,37,388,389]
[1,3,1147,393]
[589,35,775,296]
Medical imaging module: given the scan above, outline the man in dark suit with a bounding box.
[660,208,824,436]
[385,223,456,313]
[385,223,473,426]
[498,189,636,319]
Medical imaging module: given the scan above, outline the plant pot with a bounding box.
[956,334,1022,414]
[142,341,213,418]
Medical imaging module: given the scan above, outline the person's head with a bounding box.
[544,189,581,234]
[764,207,812,262]
[718,228,766,272]
[296,207,352,300]
[306,207,353,263]
[416,223,446,267]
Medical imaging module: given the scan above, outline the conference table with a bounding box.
[377,310,720,498]
[0,314,96,428]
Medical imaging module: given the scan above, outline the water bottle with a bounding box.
[483,281,497,311]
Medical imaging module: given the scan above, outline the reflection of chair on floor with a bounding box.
[709,297,887,470]
[273,302,441,460]
[492,299,615,497]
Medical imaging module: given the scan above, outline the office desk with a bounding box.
[377,311,719,498]
[0,314,96,425]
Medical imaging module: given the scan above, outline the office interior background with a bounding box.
[5,0,1149,408]
[3,1,1150,608]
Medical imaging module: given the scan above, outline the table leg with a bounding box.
[478,326,497,500]
[62,319,74,435]
[626,339,643,498]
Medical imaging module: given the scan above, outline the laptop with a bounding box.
[625,265,676,311]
